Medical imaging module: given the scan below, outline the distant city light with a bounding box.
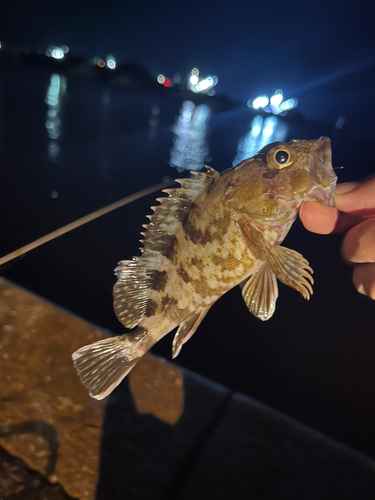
[249,90,298,115]
[163,78,171,87]
[278,98,298,111]
[106,54,116,69]
[197,77,213,92]
[51,48,64,59]
[0,42,2,50]
[97,59,105,68]
[270,91,283,106]
[189,75,199,85]
[157,74,165,84]
[45,46,68,59]
[252,96,269,109]
[188,73,218,94]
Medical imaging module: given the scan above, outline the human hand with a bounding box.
[299,176,375,299]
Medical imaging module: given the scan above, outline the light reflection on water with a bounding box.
[149,105,160,139]
[45,73,66,163]
[170,101,211,172]
[233,115,288,166]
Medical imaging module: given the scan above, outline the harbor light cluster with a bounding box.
[248,90,298,115]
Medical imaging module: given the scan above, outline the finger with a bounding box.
[299,202,363,234]
[341,219,375,264]
[353,263,375,300]
[335,177,375,215]
[299,203,339,234]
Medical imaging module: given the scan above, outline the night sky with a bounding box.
[2,0,375,139]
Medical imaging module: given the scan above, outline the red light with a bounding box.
[163,78,171,87]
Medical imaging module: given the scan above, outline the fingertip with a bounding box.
[353,263,375,300]
[300,202,339,234]
[341,219,375,264]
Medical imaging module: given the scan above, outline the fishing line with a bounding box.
[0,179,175,268]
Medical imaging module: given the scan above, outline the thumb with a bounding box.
[335,176,375,215]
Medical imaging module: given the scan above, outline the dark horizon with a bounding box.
[2,0,375,140]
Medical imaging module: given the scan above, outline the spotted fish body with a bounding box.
[73,137,337,399]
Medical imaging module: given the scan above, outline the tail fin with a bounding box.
[72,329,150,400]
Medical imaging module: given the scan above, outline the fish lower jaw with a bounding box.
[304,183,336,207]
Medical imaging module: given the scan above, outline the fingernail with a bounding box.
[335,182,358,196]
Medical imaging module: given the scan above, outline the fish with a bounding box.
[72,137,337,400]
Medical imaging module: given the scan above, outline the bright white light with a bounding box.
[51,49,64,59]
[190,75,199,85]
[197,77,213,91]
[270,93,283,106]
[106,55,116,69]
[253,96,269,109]
[157,74,165,84]
[0,42,2,50]
[279,98,298,111]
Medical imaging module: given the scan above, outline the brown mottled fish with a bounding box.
[72,137,337,399]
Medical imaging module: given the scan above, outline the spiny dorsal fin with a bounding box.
[142,166,218,257]
[114,167,218,329]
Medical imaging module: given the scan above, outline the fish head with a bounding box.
[225,137,337,225]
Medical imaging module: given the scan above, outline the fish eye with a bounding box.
[275,150,289,164]
[267,145,295,170]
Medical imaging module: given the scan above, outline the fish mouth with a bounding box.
[305,136,338,207]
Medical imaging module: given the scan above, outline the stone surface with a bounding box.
[0,277,106,500]
[0,445,72,499]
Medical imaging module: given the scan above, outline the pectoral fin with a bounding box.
[172,308,209,359]
[242,263,278,321]
[267,246,314,300]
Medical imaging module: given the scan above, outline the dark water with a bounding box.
[1,61,375,457]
